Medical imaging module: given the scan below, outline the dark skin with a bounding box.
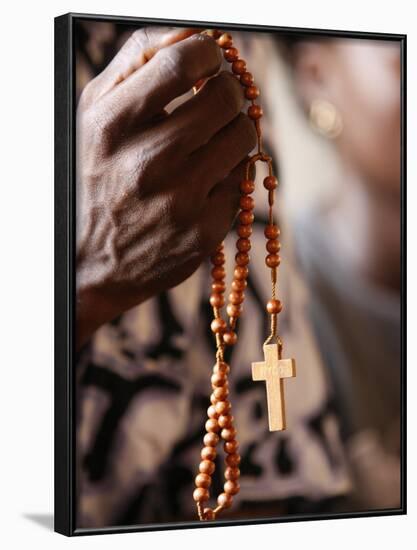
[76,27,257,349]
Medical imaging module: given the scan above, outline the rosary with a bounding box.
[192,29,296,521]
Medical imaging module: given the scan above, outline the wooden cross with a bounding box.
[251,343,296,431]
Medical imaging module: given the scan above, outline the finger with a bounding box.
[196,159,249,254]
[102,32,223,126]
[93,26,202,97]
[153,71,245,158]
[184,112,257,200]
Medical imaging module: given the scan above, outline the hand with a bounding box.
[76,27,257,349]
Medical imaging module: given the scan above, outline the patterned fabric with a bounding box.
[74,23,400,529]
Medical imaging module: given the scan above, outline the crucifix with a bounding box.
[252,343,296,431]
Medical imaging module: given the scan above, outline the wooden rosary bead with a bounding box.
[232,59,246,74]
[211,372,227,387]
[238,209,254,225]
[203,508,215,520]
[201,446,217,461]
[237,224,252,238]
[213,386,229,400]
[229,291,244,305]
[239,195,254,210]
[217,492,233,509]
[218,414,234,429]
[245,85,260,100]
[221,427,237,441]
[211,266,225,280]
[213,362,230,374]
[211,252,225,265]
[204,432,219,447]
[231,278,247,291]
[226,303,242,318]
[236,237,251,252]
[264,224,280,239]
[266,299,283,314]
[217,33,233,48]
[211,281,226,293]
[195,472,212,488]
[199,460,215,475]
[224,440,239,454]
[211,318,227,334]
[224,47,239,61]
[225,466,240,481]
[240,71,254,86]
[225,453,241,467]
[223,329,237,346]
[224,480,240,496]
[235,252,250,266]
[207,405,217,418]
[248,104,263,120]
[210,293,225,308]
[234,266,248,280]
[265,254,281,268]
[240,179,255,194]
[263,175,278,190]
[193,488,210,503]
[215,400,232,415]
[266,239,281,253]
[206,418,220,433]
[210,393,218,405]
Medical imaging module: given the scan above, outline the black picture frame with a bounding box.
[54,12,407,537]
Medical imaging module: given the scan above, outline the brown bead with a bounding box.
[203,507,215,520]
[229,291,244,305]
[211,318,227,334]
[224,47,239,62]
[248,104,263,120]
[218,414,234,429]
[204,432,219,447]
[221,427,237,441]
[199,460,215,475]
[240,72,254,87]
[231,59,246,74]
[227,304,242,318]
[215,400,231,416]
[238,210,254,225]
[236,238,251,252]
[239,196,254,210]
[211,266,225,280]
[225,453,241,467]
[264,224,280,239]
[217,492,233,508]
[240,179,255,194]
[223,329,237,346]
[224,440,239,454]
[265,254,281,268]
[237,224,252,238]
[211,281,226,293]
[224,480,240,496]
[207,405,217,418]
[234,266,248,280]
[210,393,217,405]
[213,386,229,401]
[217,33,233,48]
[193,487,209,502]
[211,372,227,387]
[195,472,211,488]
[211,252,225,265]
[205,418,220,433]
[235,252,249,266]
[266,299,283,314]
[201,446,217,461]
[266,239,281,254]
[245,85,260,100]
[225,466,240,481]
[213,362,230,375]
[210,293,225,308]
[231,278,247,291]
[263,175,278,190]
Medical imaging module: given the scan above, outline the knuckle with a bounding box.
[211,72,245,120]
